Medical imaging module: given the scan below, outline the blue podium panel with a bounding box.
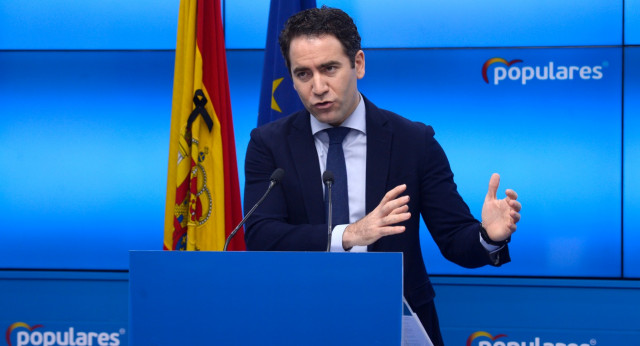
[129,251,403,345]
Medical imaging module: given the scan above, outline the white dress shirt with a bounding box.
[310,94,367,252]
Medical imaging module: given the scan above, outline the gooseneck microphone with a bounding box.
[223,168,285,251]
[322,170,334,252]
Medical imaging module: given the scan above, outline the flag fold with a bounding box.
[164,0,244,251]
[258,0,317,126]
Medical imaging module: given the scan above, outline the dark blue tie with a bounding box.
[325,127,351,225]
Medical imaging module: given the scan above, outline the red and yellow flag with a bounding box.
[164,0,244,251]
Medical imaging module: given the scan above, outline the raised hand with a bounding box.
[342,184,411,249]
[481,173,522,242]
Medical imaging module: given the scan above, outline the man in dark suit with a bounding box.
[243,6,521,345]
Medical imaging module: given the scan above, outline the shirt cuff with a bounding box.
[479,232,504,254]
[331,225,367,252]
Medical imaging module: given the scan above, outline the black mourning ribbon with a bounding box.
[186,89,214,132]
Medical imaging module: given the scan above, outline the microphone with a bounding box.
[223,168,285,251]
[322,170,334,252]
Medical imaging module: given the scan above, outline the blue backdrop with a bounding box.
[0,0,637,279]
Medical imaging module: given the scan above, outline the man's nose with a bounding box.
[311,75,328,95]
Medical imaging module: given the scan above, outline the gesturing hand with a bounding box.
[481,173,522,242]
[342,184,411,249]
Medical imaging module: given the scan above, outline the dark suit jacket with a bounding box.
[243,96,509,311]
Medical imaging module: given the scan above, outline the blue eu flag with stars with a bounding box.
[258,0,316,126]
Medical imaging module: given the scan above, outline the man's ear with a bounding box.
[355,50,365,79]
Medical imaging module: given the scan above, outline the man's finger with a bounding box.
[382,211,411,226]
[379,225,406,237]
[381,184,407,204]
[390,204,409,215]
[511,211,521,223]
[509,199,522,212]
[485,173,500,201]
[382,195,409,214]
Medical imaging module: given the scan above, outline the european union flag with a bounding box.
[258,0,316,126]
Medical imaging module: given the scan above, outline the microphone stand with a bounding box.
[323,171,334,252]
[223,168,284,251]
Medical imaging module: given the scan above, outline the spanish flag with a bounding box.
[164,0,244,251]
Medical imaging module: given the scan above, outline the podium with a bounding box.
[129,251,404,345]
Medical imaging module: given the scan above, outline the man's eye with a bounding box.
[296,71,309,79]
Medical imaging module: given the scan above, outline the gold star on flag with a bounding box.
[271,77,284,112]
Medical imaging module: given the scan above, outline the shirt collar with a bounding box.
[310,93,366,135]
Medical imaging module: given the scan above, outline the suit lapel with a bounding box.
[363,98,393,252]
[364,98,392,215]
[288,112,326,224]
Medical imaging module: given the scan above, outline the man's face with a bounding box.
[288,34,365,126]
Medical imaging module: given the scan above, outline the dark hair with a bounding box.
[279,6,362,71]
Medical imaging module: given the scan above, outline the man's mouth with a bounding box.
[314,101,333,110]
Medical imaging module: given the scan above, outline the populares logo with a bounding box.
[5,322,123,346]
[466,330,596,346]
[482,57,604,85]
